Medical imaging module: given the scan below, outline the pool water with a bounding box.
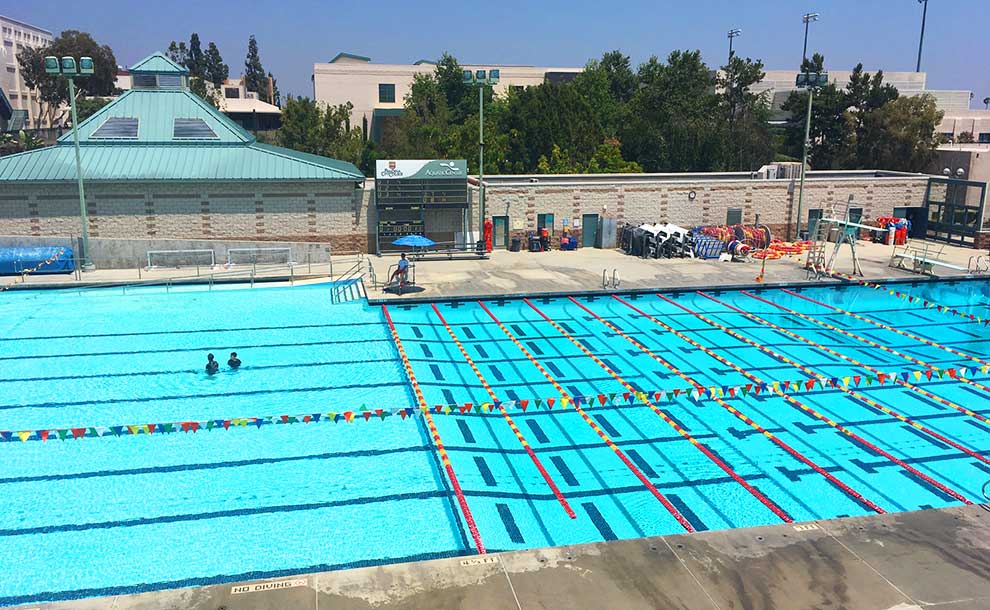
[1,280,988,605]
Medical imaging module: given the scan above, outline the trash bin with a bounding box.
[528,236,542,252]
[509,237,521,252]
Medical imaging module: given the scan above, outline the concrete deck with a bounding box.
[34,504,990,610]
[366,240,986,301]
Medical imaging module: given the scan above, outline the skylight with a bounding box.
[91,117,139,139]
[173,118,218,139]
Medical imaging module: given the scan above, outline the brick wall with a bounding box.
[0,181,371,253]
[0,174,931,255]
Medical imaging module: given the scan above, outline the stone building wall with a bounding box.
[0,181,371,253]
[0,174,936,256]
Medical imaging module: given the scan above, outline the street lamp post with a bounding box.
[463,68,499,241]
[727,29,742,62]
[916,0,928,72]
[801,12,819,65]
[45,55,95,271]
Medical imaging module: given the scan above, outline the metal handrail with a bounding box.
[611,269,620,289]
[64,266,265,295]
[330,258,365,303]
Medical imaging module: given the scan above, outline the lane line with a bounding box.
[475,300,697,533]
[674,293,973,506]
[524,297,794,523]
[679,294,990,465]
[382,305,486,554]
[781,287,990,376]
[429,303,576,518]
[593,295,885,515]
[740,291,990,427]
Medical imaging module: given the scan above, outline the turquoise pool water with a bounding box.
[1,279,988,605]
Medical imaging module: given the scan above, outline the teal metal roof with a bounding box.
[329,52,371,63]
[0,143,363,181]
[0,50,364,182]
[130,52,188,74]
[63,89,253,143]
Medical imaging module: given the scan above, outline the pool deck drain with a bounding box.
[35,504,990,610]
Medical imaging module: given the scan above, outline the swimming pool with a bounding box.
[1,279,988,605]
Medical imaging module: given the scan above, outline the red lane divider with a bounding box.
[781,287,990,373]
[683,293,973,506]
[475,300,697,533]
[527,296,795,523]
[740,291,990,428]
[670,294,990,465]
[607,295,885,515]
[430,304,577,519]
[381,305,487,554]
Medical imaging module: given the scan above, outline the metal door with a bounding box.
[582,214,599,248]
[492,216,509,249]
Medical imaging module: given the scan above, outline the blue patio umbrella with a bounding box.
[392,235,435,248]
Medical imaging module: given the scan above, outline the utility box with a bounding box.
[596,217,618,249]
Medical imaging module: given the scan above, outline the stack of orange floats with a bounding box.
[752,240,812,260]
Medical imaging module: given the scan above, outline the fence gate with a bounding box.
[923,177,987,247]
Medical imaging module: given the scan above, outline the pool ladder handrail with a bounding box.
[968,255,989,275]
[69,266,275,295]
[602,268,620,290]
[330,254,367,303]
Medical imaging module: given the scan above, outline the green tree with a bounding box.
[957,131,975,144]
[273,96,365,166]
[203,42,229,87]
[434,53,472,121]
[75,97,111,121]
[856,94,942,172]
[621,50,721,172]
[845,63,899,166]
[189,77,219,108]
[585,138,643,173]
[166,41,188,67]
[16,30,118,127]
[0,131,45,157]
[718,55,773,170]
[572,51,635,137]
[243,35,269,101]
[187,33,205,78]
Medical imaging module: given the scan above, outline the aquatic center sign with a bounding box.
[375,159,469,209]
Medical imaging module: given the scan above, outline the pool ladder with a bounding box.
[602,268,620,290]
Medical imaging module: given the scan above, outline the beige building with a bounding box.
[0,15,54,128]
[937,110,990,144]
[753,69,973,120]
[312,52,582,141]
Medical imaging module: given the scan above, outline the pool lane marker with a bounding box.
[674,293,973,506]
[524,297,795,524]
[677,294,990,466]
[781,287,990,374]
[475,300,697,533]
[589,295,885,516]
[738,291,990,429]
[429,303,577,519]
[381,304,487,554]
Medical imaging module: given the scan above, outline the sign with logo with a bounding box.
[375,160,469,209]
[376,160,467,180]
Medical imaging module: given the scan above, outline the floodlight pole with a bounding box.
[478,84,485,240]
[795,87,814,241]
[66,76,94,271]
[916,0,928,72]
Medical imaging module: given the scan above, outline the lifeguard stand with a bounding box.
[806,196,885,279]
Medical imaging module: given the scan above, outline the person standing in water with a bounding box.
[206,353,219,374]
[228,352,241,369]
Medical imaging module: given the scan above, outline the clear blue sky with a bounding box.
[10,0,989,105]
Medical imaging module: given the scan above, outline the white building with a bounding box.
[937,110,990,144]
[753,69,973,120]
[0,15,54,128]
[312,52,582,141]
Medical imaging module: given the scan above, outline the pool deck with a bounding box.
[366,240,983,301]
[34,503,990,610]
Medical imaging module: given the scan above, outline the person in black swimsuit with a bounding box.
[206,353,219,374]
[228,352,241,369]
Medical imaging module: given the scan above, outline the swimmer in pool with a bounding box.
[228,352,241,369]
[206,353,219,374]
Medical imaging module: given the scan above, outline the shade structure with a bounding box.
[392,235,435,248]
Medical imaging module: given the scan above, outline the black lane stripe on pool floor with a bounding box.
[0,320,383,343]
[0,337,391,362]
[0,380,408,411]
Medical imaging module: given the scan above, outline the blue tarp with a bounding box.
[0,246,75,275]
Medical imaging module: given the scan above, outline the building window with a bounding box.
[224,87,240,99]
[941,132,954,143]
[132,74,156,88]
[726,208,743,225]
[378,83,395,103]
[157,74,182,88]
[510,85,524,93]
[979,133,990,144]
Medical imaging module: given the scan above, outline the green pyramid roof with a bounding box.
[129,52,188,74]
